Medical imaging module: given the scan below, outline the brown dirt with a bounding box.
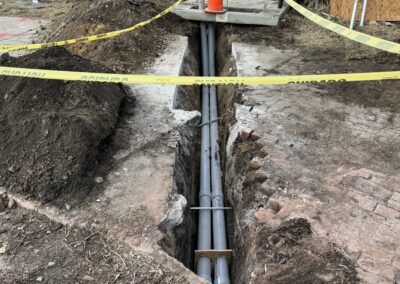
[0,201,195,284]
[0,47,127,204]
[251,218,359,284]
[39,0,194,72]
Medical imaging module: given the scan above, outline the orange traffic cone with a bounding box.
[204,0,225,13]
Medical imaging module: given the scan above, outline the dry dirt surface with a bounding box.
[0,199,196,284]
[39,0,194,72]
[0,47,126,204]
[249,218,358,283]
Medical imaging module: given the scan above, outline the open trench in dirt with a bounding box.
[2,4,400,283]
[0,22,364,283]
[156,32,201,270]
[164,23,363,283]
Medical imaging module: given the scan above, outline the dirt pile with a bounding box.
[40,0,193,72]
[0,47,127,204]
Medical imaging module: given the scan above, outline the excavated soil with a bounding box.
[39,0,194,72]
[0,47,127,204]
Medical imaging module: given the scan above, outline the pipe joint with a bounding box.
[212,196,225,207]
[199,192,212,199]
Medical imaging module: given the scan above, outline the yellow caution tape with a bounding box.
[0,0,183,52]
[285,0,400,54]
[1,65,400,85]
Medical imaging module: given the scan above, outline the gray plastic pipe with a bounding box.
[196,1,212,281]
[208,23,230,284]
[349,0,359,30]
[360,0,368,27]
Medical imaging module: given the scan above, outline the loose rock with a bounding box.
[83,275,96,281]
[7,197,15,209]
[95,177,104,183]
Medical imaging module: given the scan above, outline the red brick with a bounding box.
[249,132,261,141]
[267,198,281,212]
[357,253,394,278]
[387,176,400,193]
[259,183,277,196]
[255,139,267,149]
[388,192,400,212]
[248,161,261,171]
[253,170,268,183]
[354,177,392,202]
[374,204,400,219]
[353,168,373,180]
[257,147,268,158]
[347,190,377,212]
[254,208,281,231]
[240,130,251,141]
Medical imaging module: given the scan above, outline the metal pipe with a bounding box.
[360,0,368,27]
[207,23,230,284]
[349,0,359,30]
[196,16,213,283]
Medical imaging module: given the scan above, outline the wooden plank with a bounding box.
[194,249,233,262]
[329,0,400,22]
[379,0,400,21]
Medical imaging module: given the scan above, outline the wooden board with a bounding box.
[330,0,400,22]
[194,249,233,263]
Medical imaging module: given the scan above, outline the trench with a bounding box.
[158,22,242,283]
[158,17,365,282]
[157,30,201,271]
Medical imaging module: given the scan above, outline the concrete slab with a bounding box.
[2,0,50,9]
[226,42,400,283]
[106,35,199,225]
[0,16,46,44]
[0,16,48,56]
[173,0,288,26]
